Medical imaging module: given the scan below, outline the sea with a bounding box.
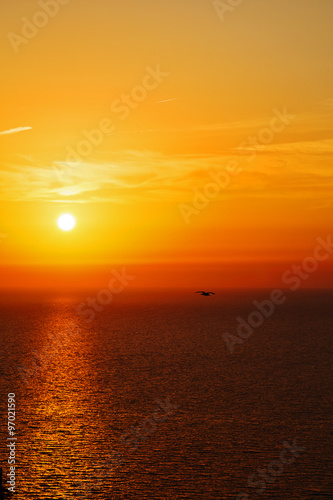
[0,288,332,499]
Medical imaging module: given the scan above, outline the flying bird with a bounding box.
[195,291,215,296]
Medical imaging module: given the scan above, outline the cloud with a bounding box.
[0,127,32,136]
[0,143,332,206]
[236,138,333,154]
[155,98,177,104]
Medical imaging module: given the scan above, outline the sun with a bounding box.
[57,213,76,231]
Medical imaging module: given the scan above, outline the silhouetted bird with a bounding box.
[195,291,215,296]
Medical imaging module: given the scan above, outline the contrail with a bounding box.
[0,126,32,136]
[155,98,177,104]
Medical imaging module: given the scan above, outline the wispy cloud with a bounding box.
[235,138,333,154]
[0,127,32,136]
[170,103,333,138]
[155,98,177,104]
[0,142,332,206]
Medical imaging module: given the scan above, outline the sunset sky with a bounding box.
[1,0,332,289]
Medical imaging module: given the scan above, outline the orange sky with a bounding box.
[0,0,333,289]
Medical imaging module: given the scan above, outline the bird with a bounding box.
[195,291,215,296]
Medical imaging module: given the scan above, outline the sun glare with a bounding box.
[57,213,76,231]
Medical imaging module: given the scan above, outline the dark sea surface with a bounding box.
[0,289,332,499]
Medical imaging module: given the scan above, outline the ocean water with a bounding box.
[0,289,332,499]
